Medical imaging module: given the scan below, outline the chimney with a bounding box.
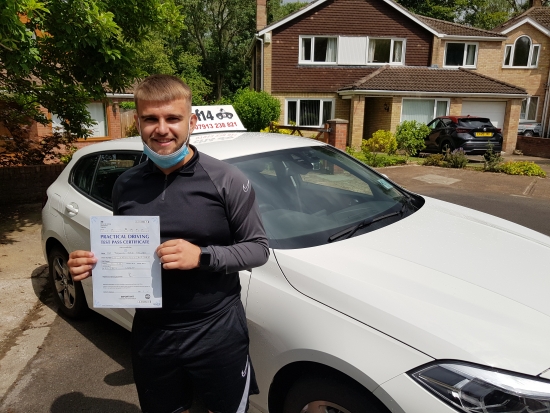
[530,0,542,7]
[257,0,267,31]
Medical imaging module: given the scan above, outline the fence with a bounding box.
[268,122,331,142]
[120,110,137,137]
[0,164,66,205]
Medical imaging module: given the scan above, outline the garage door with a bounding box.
[461,101,506,128]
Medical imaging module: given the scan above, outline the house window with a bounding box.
[401,99,449,124]
[444,42,477,67]
[520,96,539,120]
[503,36,540,68]
[367,38,404,64]
[52,102,107,137]
[286,99,334,126]
[300,36,337,64]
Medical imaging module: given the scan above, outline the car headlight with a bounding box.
[410,362,550,412]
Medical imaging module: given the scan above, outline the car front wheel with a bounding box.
[440,139,455,154]
[48,246,88,318]
[282,374,387,413]
[523,130,534,137]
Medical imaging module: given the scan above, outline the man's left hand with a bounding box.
[157,239,201,270]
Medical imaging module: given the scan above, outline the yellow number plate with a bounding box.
[475,132,493,137]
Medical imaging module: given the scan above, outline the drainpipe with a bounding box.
[255,35,264,91]
[542,67,550,138]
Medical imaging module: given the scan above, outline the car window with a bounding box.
[441,118,452,126]
[71,151,142,208]
[72,155,99,194]
[458,118,493,128]
[228,146,419,249]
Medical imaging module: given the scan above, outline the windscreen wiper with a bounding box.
[328,201,409,243]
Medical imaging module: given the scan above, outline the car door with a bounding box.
[60,151,143,327]
[426,119,444,150]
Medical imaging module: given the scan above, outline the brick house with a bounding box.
[493,5,550,137]
[0,93,134,151]
[251,0,529,152]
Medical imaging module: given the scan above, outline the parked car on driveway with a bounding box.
[517,121,542,137]
[42,124,550,413]
[425,116,503,154]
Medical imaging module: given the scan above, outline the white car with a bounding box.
[42,130,550,413]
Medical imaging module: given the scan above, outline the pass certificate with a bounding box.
[90,216,162,308]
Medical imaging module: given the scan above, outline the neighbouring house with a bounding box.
[251,0,532,153]
[0,93,135,154]
[493,3,550,137]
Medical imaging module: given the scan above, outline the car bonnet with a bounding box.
[274,196,550,376]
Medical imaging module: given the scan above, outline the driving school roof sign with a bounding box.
[191,105,246,133]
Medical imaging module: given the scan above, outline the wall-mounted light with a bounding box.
[383,103,390,112]
[113,102,119,114]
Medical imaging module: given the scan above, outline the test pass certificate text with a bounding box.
[90,216,162,308]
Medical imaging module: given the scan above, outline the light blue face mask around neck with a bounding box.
[139,119,191,170]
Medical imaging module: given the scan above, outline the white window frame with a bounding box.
[299,36,338,65]
[51,102,107,138]
[520,96,539,121]
[443,42,478,68]
[285,98,335,127]
[367,37,406,65]
[503,35,540,68]
[400,98,450,123]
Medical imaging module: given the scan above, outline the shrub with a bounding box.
[499,161,546,177]
[119,102,136,110]
[232,89,281,132]
[362,130,397,155]
[395,120,429,157]
[483,144,504,172]
[261,121,295,135]
[422,153,445,166]
[444,148,469,169]
[346,147,407,167]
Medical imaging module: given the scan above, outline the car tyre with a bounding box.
[48,246,88,318]
[282,373,386,413]
[523,130,534,137]
[440,139,455,154]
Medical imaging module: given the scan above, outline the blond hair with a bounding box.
[134,75,192,111]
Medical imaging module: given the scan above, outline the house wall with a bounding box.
[364,97,393,139]
[269,0,433,93]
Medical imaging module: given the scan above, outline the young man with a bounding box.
[68,74,269,413]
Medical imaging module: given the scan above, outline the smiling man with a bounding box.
[67,74,269,413]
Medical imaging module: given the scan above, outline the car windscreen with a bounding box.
[227,146,420,249]
[458,118,493,128]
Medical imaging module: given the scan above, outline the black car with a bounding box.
[425,116,503,154]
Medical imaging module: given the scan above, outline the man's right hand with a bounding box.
[68,250,97,281]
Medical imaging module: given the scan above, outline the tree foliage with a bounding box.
[177,0,256,101]
[396,0,549,29]
[267,0,310,24]
[0,0,183,165]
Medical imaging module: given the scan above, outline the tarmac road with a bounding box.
[1,159,550,412]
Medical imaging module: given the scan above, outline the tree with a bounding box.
[0,0,183,165]
[395,0,458,21]
[268,0,309,24]
[178,0,256,101]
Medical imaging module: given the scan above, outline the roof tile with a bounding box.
[339,66,526,95]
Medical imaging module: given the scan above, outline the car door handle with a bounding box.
[65,202,79,217]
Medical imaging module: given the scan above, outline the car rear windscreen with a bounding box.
[458,118,493,128]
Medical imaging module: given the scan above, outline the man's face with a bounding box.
[134,98,197,155]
